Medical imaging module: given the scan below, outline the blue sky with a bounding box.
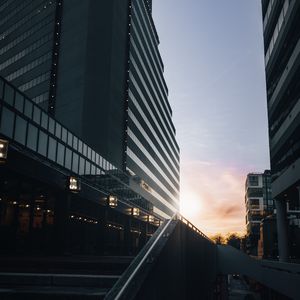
[152,0,270,234]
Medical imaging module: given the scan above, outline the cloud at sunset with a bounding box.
[180,159,247,236]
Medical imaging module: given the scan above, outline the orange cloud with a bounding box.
[180,160,246,236]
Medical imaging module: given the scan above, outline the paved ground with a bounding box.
[228,275,261,300]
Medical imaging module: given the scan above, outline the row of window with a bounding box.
[0,0,53,41]
[263,0,276,30]
[0,16,53,56]
[128,108,180,182]
[6,52,52,81]
[265,0,290,65]
[129,88,180,170]
[0,0,32,27]
[131,8,172,119]
[126,148,178,212]
[0,79,118,175]
[18,71,50,92]
[129,72,180,160]
[0,33,52,71]
[128,127,179,196]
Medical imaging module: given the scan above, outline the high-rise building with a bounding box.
[261,0,300,260]
[245,171,273,255]
[0,0,179,218]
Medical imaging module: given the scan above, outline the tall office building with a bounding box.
[261,0,300,260]
[0,0,179,218]
[245,171,273,255]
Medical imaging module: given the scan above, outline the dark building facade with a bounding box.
[261,0,300,260]
[0,0,179,218]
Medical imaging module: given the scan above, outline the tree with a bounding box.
[210,233,226,245]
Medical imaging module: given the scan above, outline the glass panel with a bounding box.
[56,142,65,166]
[55,123,62,139]
[67,131,73,146]
[96,153,100,165]
[61,128,67,143]
[41,112,48,129]
[48,137,57,161]
[4,84,14,106]
[96,168,101,175]
[78,140,83,153]
[33,106,41,124]
[92,150,96,162]
[15,116,27,145]
[87,147,91,160]
[38,131,48,156]
[24,99,33,119]
[83,144,87,156]
[85,161,91,174]
[15,92,24,112]
[48,118,55,134]
[0,107,14,138]
[79,157,85,174]
[65,148,72,170]
[91,164,96,175]
[27,124,38,151]
[73,136,78,151]
[72,153,79,173]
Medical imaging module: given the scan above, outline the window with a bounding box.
[47,137,57,161]
[14,92,24,112]
[56,142,65,166]
[4,84,14,105]
[33,106,41,124]
[38,131,48,156]
[27,124,38,151]
[0,107,14,138]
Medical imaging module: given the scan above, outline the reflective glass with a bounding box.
[55,123,62,139]
[72,153,79,173]
[27,123,38,151]
[83,143,87,156]
[41,112,48,129]
[65,148,72,170]
[48,117,55,134]
[56,142,65,166]
[91,164,96,175]
[0,107,14,138]
[33,106,41,124]
[85,161,91,174]
[67,131,73,146]
[24,99,33,119]
[61,127,67,142]
[38,131,48,156]
[4,84,14,105]
[15,116,27,145]
[79,156,85,174]
[15,92,24,112]
[73,136,78,151]
[78,140,83,153]
[87,147,91,160]
[48,137,57,161]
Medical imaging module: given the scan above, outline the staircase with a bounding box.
[0,256,134,299]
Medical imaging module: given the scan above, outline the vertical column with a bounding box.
[275,199,289,262]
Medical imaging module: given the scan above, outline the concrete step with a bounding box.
[0,286,108,299]
[0,272,120,288]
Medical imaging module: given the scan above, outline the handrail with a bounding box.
[105,213,177,300]
[105,213,213,299]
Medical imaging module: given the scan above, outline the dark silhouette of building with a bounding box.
[0,0,179,219]
[261,0,300,261]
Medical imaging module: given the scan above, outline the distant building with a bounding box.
[245,170,273,255]
[261,0,300,261]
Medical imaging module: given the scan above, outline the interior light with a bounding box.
[108,195,118,208]
[0,139,8,163]
[68,176,81,193]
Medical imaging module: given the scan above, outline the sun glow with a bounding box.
[180,191,202,219]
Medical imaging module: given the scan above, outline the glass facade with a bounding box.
[0,0,57,108]
[126,0,180,217]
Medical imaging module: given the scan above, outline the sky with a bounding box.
[152,0,270,235]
